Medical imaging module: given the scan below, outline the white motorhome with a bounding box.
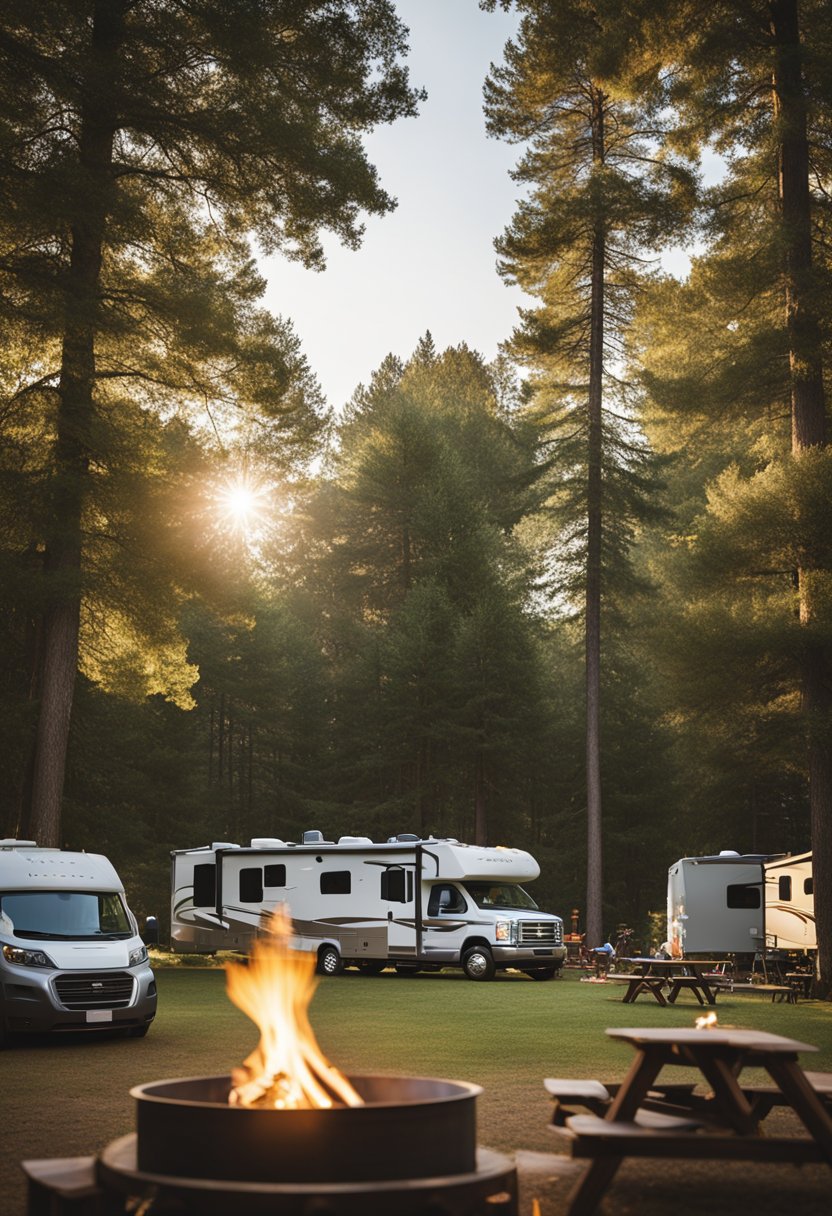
[667,852,770,956]
[764,852,815,951]
[171,831,566,981]
[0,840,157,1044]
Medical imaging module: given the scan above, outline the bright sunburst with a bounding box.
[213,474,271,539]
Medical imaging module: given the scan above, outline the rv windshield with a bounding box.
[0,891,132,940]
[463,882,539,911]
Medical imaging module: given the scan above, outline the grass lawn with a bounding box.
[2,967,831,1215]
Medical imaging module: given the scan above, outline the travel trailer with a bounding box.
[0,840,157,1044]
[171,831,567,981]
[667,852,769,956]
[764,852,815,951]
[668,849,816,958]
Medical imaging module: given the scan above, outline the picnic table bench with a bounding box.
[725,982,796,1003]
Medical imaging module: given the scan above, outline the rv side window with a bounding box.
[264,864,287,887]
[726,883,760,909]
[779,876,792,901]
[239,868,264,903]
[805,877,813,895]
[193,863,216,908]
[381,867,412,902]
[321,871,351,895]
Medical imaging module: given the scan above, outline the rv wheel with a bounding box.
[318,945,344,976]
[462,946,495,981]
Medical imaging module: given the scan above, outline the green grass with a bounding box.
[2,968,831,1215]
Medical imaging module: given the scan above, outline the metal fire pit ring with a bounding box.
[130,1073,481,1184]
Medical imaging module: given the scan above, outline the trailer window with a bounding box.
[381,867,412,903]
[193,863,216,908]
[321,871,351,895]
[239,868,264,903]
[726,884,760,909]
[264,864,286,888]
[778,876,792,901]
[805,877,813,895]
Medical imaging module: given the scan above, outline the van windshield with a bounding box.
[463,882,539,911]
[0,891,132,940]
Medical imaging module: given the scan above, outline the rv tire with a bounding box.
[462,945,495,981]
[317,945,344,976]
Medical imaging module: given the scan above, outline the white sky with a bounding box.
[260,0,526,410]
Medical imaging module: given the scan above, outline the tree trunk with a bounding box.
[474,750,487,845]
[770,0,831,996]
[25,2,124,847]
[585,85,606,949]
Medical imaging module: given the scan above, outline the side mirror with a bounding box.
[143,915,159,947]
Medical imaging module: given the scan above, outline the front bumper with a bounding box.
[493,945,567,966]
[1,962,157,1035]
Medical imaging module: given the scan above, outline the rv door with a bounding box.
[383,862,417,957]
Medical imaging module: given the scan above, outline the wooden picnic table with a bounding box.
[562,1026,832,1216]
[617,957,724,1006]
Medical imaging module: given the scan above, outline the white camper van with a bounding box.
[764,852,815,951]
[0,840,157,1044]
[171,831,566,981]
[667,852,770,956]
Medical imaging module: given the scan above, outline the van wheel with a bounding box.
[318,945,344,976]
[462,946,495,981]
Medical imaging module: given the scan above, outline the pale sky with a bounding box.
[261,0,527,410]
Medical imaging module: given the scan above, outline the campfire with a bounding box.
[225,905,363,1110]
[695,1011,719,1030]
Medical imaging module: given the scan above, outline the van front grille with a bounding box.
[54,972,135,1010]
[518,920,562,946]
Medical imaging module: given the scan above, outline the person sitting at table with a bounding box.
[654,941,671,959]
[592,941,615,977]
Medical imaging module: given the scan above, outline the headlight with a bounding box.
[129,944,148,967]
[2,944,55,967]
[495,920,513,943]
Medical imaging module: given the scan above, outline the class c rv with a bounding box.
[171,831,567,981]
[0,840,157,1045]
[668,849,815,957]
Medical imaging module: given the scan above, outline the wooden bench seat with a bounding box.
[726,983,796,1003]
[741,1071,832,1118]
[545,1078,615,1124]
[564,1114,825,1163]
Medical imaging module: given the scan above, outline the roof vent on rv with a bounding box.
[250,838,285,848]
[302,830,325,845]
[387,833,421,843]
[338,836,373,846]
[718,850,741,857]
[211,842,239,850]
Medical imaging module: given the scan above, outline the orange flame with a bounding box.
[695,1012,718,1030]
[225,906,364,1110]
